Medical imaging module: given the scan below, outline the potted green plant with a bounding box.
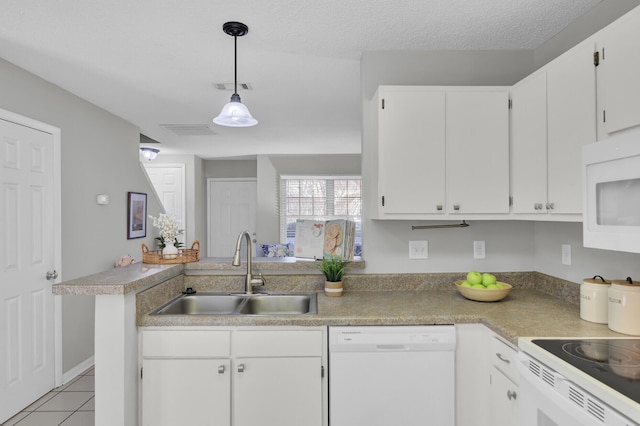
[319,257,349,297]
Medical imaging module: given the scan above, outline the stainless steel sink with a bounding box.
[151,292,317,316]
[237,294,316,315]
[153,294,245,315]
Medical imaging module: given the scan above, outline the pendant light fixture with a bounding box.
[213,21,258,127]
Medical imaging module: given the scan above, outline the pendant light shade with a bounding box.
[213,21,258,127]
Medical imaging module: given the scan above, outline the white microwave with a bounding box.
[582,130,640,253]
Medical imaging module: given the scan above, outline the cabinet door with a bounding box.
[598,8,640,134]
[233,357,322,426]
[142,358,231,426]
[489,367,520,426]
[378,89,446,214]
[547,42,596,215]
[511,72,548,214]
[446,91,510,214]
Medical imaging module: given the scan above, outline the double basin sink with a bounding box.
[151,292,318,316]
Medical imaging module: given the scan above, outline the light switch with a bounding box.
[473,241,486,259]
[97,195,109,205]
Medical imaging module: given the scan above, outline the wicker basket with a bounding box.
[142,240,200,264]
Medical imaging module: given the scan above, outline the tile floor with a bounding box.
[1,366,95,426]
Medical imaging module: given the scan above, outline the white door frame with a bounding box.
[0,108,62,388]
[206,178,257,257]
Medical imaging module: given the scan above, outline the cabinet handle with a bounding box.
[496,353,510,364]
[218,365,225,374]
[546,202,554,210]
[237,364,245,373]
[507,390,517,400]
[436,204,443,211]
[534,203,543,211]
[453,204,460,211]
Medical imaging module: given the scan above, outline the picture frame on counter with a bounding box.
[127,192,147,239]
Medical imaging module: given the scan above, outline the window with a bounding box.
[280,176,362,252]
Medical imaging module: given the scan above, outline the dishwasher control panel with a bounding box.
[329,325,456,352]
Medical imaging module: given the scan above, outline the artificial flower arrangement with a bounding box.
[148,213,183,249]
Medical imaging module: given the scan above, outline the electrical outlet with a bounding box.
[562,244,572,265]
[409,241,429,259]
[473,240,486,259]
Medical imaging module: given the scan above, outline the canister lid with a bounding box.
[583,275,611,285]
[611,277,640,287]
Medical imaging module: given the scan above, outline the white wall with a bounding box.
[0,58,163,373]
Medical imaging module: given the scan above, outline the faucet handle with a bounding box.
[251,274,265,286]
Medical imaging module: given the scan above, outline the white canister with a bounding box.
[580,275,611,324]
[608,277,640,335]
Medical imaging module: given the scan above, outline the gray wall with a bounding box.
[0,58,163,373]
[534,0,640,69]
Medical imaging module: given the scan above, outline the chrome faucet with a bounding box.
[231,230,264,294]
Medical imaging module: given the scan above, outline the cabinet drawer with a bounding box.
[489,336,519,383]
[234,330,323,357]
[142,330,231,358]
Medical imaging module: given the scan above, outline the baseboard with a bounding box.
[62,355,95,385]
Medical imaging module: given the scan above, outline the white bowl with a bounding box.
[455,280,512,302]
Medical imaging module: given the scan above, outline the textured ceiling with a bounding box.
[0,0,606,159]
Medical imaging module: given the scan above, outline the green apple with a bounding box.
[482,273,497,286]
[460,281,472,287]
[485,284,500,290]
[466,270,483,286]
[495,283,505,289]
[471,284,485,289]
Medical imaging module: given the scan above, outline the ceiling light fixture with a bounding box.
[213,21,258,127]
[140,147,160,161]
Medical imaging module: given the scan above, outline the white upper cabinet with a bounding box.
[511,72,548,214]
[511,41,596,219]
[446,91,510,214]
[376,87,446,215]
[546,41,597,215]
[597,6,640,136]
[373,86,509,219]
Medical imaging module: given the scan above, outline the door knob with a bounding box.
[46,270,58,280]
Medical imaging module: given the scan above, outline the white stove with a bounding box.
[519,337,640,425]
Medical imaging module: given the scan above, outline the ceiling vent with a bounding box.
[160,124,217,136]
[214,82,253,91]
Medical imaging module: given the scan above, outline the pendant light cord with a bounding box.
[234,34,238,95]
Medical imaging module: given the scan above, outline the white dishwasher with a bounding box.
[329,325,456,426]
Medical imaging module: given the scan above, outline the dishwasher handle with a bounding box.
[376,344,410,351]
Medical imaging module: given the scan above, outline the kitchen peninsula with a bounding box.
[53,258,623,426]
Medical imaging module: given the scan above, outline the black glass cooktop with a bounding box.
[533,339,640,404]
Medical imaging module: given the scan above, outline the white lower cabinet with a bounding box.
[140,327,326,426]
[456,324,520,426]
[488,331,520,426]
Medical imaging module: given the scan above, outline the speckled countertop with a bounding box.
[53,259,626,346]
[134,268,626,346]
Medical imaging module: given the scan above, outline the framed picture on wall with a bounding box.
[127,192,147,239]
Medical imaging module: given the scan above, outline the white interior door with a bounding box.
[207,179,257,257]
[143,164,185,243]
[0,115,59,423]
